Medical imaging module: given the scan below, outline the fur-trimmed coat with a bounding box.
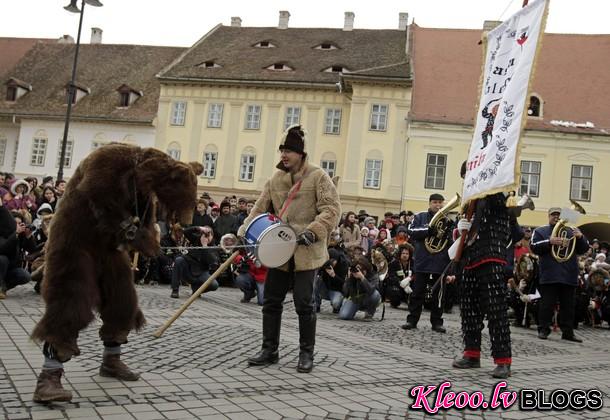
[238,161,340,272]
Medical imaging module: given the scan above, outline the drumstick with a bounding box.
[153,250,240,338]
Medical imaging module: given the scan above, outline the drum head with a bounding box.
[255,224,297,268]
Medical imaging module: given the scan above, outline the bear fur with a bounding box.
[32,143,202,361]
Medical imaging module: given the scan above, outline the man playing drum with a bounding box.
[237,125,341,373]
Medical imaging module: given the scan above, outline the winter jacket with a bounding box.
[192,211,214,228]
[213,214,238,238]
[339,224,361,249]
[0,204,37,267]
[531,224,589,286]
[183,226,219,275]
[343,271,379,305]
[234,254,268,283]
[408,210,451,274]
[237,161,341,271]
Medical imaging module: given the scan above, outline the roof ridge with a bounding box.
[158,23,223,78]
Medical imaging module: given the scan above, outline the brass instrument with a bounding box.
[425,193,461,254]
[507,193,535,218]
[551,199,586,263]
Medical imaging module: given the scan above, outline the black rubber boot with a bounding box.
[296,314,316,373]
[452,357,481,369]
[248,311,281,366]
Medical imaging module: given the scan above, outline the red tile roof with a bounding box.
[410,25,610,136]
[0,37,53,78]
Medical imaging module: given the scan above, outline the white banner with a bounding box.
[462,0,548,202]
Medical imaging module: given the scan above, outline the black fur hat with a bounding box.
[279,125,306,156]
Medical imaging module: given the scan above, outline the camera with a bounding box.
[349,264,360,273]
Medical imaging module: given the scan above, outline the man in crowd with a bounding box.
[213,200,238,240]
[402,193,451,333]
[531,207,589,343]
[236,197,249,226]
[170,226,219,298]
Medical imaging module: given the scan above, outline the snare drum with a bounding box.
[244,213,297,268]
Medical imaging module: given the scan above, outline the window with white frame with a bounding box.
[30,136,47,166]
[519,160,541,197]
[284,106,301,129]
[56,138,74,168]
[167,142,181,160]
[364,159,382,189]
[370,104,388,131]
[321,160,336,178]
[170,101,187,126]
[245,105,261,130]
[239,154,256,182]
[570,164,592,202]
[324,109,342,134]
[425,154,446,190]
[202,151,217,179]
[207,103,224,128]
[0,137,6,166]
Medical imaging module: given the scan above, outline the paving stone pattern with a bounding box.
[1,285,609,419]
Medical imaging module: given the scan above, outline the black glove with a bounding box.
[297,230,316,246]
[427,224,438,236]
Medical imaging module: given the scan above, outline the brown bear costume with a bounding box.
[31,144,202,403]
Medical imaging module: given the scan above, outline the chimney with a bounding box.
[278,11,290,29]
[343,11,354,31]
[57,34,75,44]
[399,12,409,30]
[90,27,103,44]
[483,20,502,32]
[231,17,242,27]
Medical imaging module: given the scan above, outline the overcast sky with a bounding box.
[1,0,608,47]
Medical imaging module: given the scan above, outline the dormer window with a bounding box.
[322,65,350,73]
[253,40,276,48]
[197,60,222,69]
[65,82,90,105]
[5,78,32,102]
[266,63,294,71]
[6,86,16,101]
[116,84,143,108]
[527,95,542,117]
[314,42,339,50]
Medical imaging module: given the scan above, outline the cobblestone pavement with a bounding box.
[1,284,609,419]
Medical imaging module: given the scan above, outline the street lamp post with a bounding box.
[57,0,103,182]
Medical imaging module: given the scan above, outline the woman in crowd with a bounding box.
[39,186,58,212]
[339,211,361,250]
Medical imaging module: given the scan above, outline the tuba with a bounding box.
[425,193,461,254]
[551,199,586,263]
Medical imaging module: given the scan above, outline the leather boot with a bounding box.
[248,311,281,366]
[296,314,316,373]
[452,357,481,369]
[33,368,73,403]
[99,354,140,381]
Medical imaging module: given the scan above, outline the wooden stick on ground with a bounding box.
[153,250,240,338]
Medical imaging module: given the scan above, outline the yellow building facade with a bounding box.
[156,20,610,236]
[405,122,610,228]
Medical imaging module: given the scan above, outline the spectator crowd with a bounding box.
[1,172,609,334]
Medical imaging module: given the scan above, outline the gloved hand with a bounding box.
[400,276,413,294]
[457,218,472,232]
[297,230,316,246]
[427,224,438,236]
[520,294,531,303]
[518,279,527,291]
